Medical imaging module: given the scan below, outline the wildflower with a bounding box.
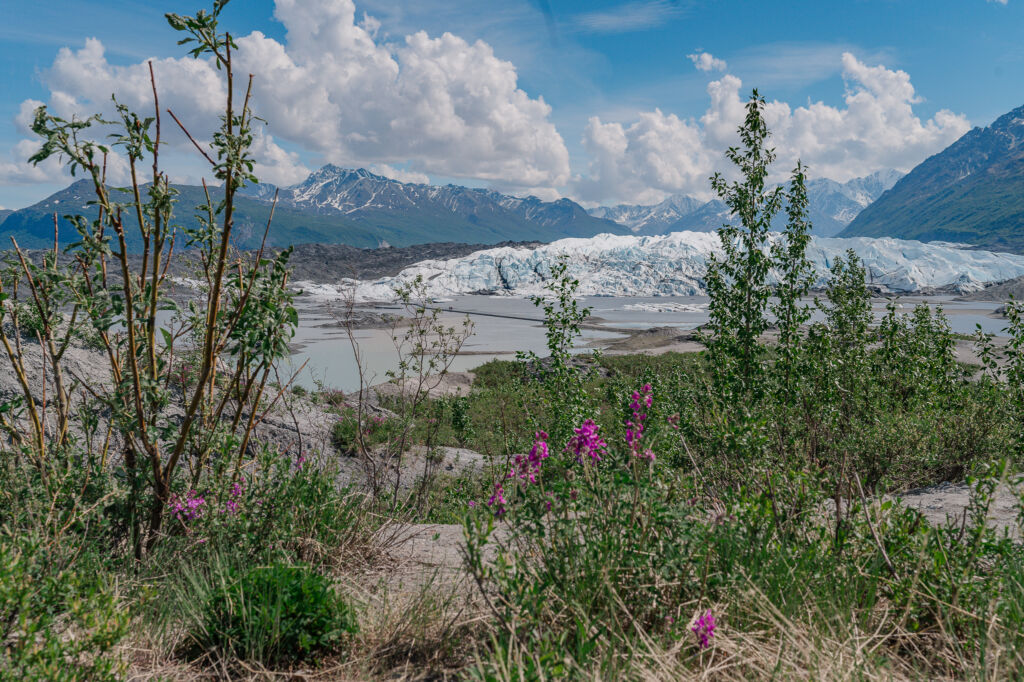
[565,419,607,464]
[626,383,655,460]
[691,610,716,650]
[468,500,477,508]
[508,431,549,485]
[169,490,206,523]
[223,481,244,516]
[487,484,507,516]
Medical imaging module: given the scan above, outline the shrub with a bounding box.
[191,561,358,666]
[2,0,298,562]
[0,536,128,681]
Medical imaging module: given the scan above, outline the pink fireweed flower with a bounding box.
[492,432,549,516]
[169,490,206,523]
[566,419,607,464]
[487,484,507,516]
[223,481,244,516]
[508,431,550,485]
[626,384,655,460]
[691,610,716,650]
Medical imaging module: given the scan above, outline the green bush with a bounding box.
[331,407,400,456]
[192,561,357,666]
[0,536,128,681]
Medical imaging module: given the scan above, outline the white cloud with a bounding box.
[988,0,1008,5]
[573,0,686,34]
[575,52,970,205]
[0,139,64,185]
[10,0,570,194]
[369,164,430,184]
[251,131,311,187]
[3,5,972,210]
[688,52,727,72]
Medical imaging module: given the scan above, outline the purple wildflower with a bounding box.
[169,490,206,523]
[508,431,550,485]
[487,484,507,516]
[566,419,607,464]
[691,610,716,650]
[223,481,244,516]
[626,384,655,460]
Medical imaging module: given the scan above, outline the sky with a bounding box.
[0,0,1022,210]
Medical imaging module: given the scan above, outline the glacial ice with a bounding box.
[296,231,1024,302]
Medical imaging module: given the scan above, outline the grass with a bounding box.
[2,337,1022,680]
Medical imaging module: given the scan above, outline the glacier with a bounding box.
[296,231,1024,302]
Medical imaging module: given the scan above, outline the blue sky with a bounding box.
[1,0,1022,209]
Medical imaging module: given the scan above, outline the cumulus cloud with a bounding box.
[0,139,66,185]
[369,164,430,185]
[988,0,1007,5]
[250,131,311,187]
[688,52,727,72]
[575,52,970,204]
[10,0,570,193]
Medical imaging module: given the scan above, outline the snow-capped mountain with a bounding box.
[588,195,709,233]
[588,170,904,237]
[842,103,1024,252]
[241,165,626,239]
[806,170,905,234]
[301,230,1024,302]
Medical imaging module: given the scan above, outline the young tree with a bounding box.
[771,161,815,401]
[3,0,298,559]
[702,90,783,399]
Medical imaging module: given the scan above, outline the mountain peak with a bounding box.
[841,101,1024,252]
[307,165,378,182]
[589,171,901,237]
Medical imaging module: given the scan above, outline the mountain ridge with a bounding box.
[589,170,904,237]
[840,104,1024,252]
[0,166,626,251]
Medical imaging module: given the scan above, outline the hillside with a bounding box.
[0,167,626,250]
[841,104,1024,252]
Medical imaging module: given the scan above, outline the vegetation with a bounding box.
[1,3,1023,680]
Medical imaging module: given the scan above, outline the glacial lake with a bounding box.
[283,294,1010,392]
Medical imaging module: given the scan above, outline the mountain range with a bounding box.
[0,166,625,251]
[841,104,1024,252]
[588,170,904,237]
[5,96,1024,256]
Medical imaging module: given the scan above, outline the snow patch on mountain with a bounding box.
[298,231,1024,302]
[589,170,905,237]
